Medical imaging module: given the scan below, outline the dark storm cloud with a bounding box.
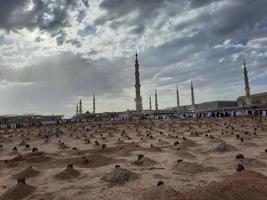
[94,0,180,34]
[0,52,133,114]
[130,25,145,35]
[95,0,267,37]
[66,39,82,48]
[0,52,130,95]
[93,0,267,93]
[56,32,67,46]
[188,0,221,8]
[0,0,86,34]
[207,0,267,36]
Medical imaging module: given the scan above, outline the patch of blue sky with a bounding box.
[77,10,87,23]
[255,21,267,30]
[229,38,248,46]
[252,76,267,86]
[82,0,89,7]
[78,25,96,37]
[0,35,12,46]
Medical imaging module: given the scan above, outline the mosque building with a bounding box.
[237,61,267,107]
[73,53,267,119]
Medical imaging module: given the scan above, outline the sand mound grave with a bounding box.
[0,182,35,200]
[140,184,188,200]
[181,139,198,148]
[132,154,157,167]
[24,152,51,163]
[58,142,69,150]
[55,164,80,180]
[62,154,122,168]
[212,142,237,153]
[101,166,139,186]
[173,161,216,174]
[144,145,163,152]
[14,166,39,179]
[242,158,266,168]
[9,155,25,163]
[157,140,170,146]
[188,170,267,200]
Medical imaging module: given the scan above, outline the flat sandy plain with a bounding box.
[1,116,267,200]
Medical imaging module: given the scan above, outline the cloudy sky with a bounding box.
[0,0,267,117]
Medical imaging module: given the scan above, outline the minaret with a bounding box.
[149,95,152,111]
[176,84,180,109]
[134,52,143,113]
[79,99,82,114]
[191,81,195,110]
[155,89,158,111]
[76,104,78,115]
[93,94,96,114]
[243,60,250,97]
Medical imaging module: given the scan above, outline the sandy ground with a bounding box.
[0,116,267,200]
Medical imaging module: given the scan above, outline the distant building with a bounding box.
[237,92,267,107]
[196,100,237,111]
[170,100,237,112]
[237,60,267,107]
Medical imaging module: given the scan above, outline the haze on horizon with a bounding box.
[0,0,267,117]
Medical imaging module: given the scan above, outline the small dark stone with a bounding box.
[32,147,38,152]
[82,158,89,164]
[17,177,26,184]
[236,164,245,172]
[115,164,121,168]
[138,154,144,161]
[157,181,164,187]
[67,164,73,169]
[236,154,245,160]
[177,159,183,163]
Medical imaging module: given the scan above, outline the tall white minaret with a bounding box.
[243,60,250,97]
[176,84,180,109]
[134,52,143,112]
[149,95,152,111]
[191,81,195,110]
[79,99,82,114]
[93,94,96,114]
[155,89,158,111]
